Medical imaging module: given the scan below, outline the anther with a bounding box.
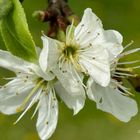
[62,70,67,73]
[89,43,92,46]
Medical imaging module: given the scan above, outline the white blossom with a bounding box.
[0,48,85,139]
[41,8,124,98]
[87,43,140,122]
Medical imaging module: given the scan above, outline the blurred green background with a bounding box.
[0,0,140,140]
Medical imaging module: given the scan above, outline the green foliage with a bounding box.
[0,0,38,63]
[0,0,13,19]
[0,28,6,50]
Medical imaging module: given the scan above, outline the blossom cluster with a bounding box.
[0,8,139,140]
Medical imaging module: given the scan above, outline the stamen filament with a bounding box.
[117,60,139,65]
[124,40,134,50]
[31,100,40,119]
[116,67,133,72]
[16,79,44,113]
[112,74,126,78]
[70,55,87,89]
[114,72,137,77]
[119,48,140,58]
[14,86,43,125]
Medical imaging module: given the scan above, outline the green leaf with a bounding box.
[0,0,38,63]
[0,24,6,50]
[0,0,13,19]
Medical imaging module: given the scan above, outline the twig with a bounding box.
[33,0,78,37]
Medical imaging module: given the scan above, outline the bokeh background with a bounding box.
[0,0,140,140]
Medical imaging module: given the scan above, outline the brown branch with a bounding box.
[33,0,76,37]
[19,0,24,3]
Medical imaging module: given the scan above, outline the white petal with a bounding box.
[79,28,106,48]
[105,30,123,44]
[52,63,85,96]
[0,50,31,73]
[75,8,102,45]
[40,36,60,72]
[66,24,76,46]
[55,82,85,115]
[88,82,138,122]
[104,30,123,60]
[86,77,95,101]
[36,90,58,140]
[0,78,34,114]
[79,46,110,87]
[30,63,55,81]
[39,37,49,72]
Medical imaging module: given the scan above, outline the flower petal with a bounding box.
[103,30,123,60]
[0,50,31,73]
[79,45,110,87]
[52,63,85,96]
[74,8,104,48]
[86,77,95,101]
[66,24,76,46]
[36,90,58,140]
[39,36,49,72]
[105,30,123,44]
[39,36,60,72]
[55,82,85,115]
[88,82,138,122]
[30,63,55,81]
[0,78,34,114]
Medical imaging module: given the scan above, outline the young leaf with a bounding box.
[0,0,38,63]
[0,26,6,50]
[0,0,13,19]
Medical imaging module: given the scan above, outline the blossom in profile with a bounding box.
[87,43,139,122]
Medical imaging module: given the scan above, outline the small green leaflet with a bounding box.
[0,0,38,63]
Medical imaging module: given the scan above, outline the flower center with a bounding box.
[63,45,78,59]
